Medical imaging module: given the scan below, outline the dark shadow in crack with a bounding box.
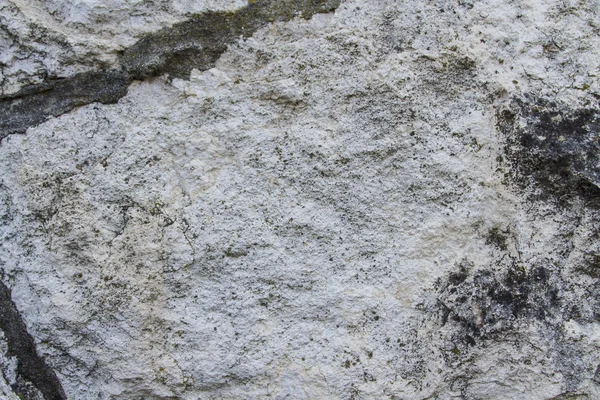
[0,280,67,400]
[0,70,130,139]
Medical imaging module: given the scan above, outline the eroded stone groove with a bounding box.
[0,0,341,139]
[0,70,131,138]
[0,280,66,400]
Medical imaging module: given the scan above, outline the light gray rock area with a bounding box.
[1,0,600,398]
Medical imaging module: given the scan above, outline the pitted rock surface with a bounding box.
[1,0,600,399]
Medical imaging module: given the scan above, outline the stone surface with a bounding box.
[0,0,247,95]
[0,0,341,137]
[1,0,600,399]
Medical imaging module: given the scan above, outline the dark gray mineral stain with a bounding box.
[0,0,341,139]
[435,260,561,340]
[425,95,600,392]
[433,258,596,390]
[497,95,600,207]
[0,280,67,400]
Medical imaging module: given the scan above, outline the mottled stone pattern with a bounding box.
[0,0,600,399]
[498,96,600,206]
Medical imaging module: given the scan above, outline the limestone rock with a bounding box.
[1,0,600,399]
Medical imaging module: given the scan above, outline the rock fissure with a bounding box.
[0,0,341,138]
[0,280,66,400]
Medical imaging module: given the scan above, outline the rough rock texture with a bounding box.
[0,0,341,136]
[1,0,600,399]
[0,0,247,95]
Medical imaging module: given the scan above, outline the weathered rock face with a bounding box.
[1,0,600,398]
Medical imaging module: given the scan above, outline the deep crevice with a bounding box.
[0,280,67,400]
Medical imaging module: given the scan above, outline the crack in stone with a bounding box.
[0,0,341,139]
[0,70,130,138]
[0,280,67,400]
